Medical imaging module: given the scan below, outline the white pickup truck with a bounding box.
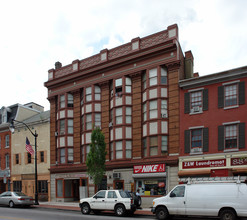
[79,190,136,216]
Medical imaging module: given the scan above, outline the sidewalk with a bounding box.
[35,202,153,216]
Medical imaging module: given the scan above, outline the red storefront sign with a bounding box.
[231,158,247,166]
[182,159,226,169]
[134,164,165,174]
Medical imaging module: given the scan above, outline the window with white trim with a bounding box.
[126,141,132,158]
[191,129,203,153]
[225,124,237,149]
[5,135,9,148]
[190,91,202,112]
[95,113,101,128]
[116,141,123,159]
[67,119,73,134]
[86,87,92,102]
[161,66,167,85]
[161,100,168,118]
[59,120,65,135]
[126,107,132,124]
[67,94,73,107]
[60,148,65,164]
[149,100,158,119]
[95,86,101,100]
[150,136,158,156]
[5,154,9,168]
[68,148,73,163]
[224,84,237,107]
[125,77,132,93]
[149,68,157,86]
[116,107,122,125]
[60,95,65,108]
[86,114,92,130]
[143,103,147,121]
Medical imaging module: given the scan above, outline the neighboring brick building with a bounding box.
[179,66,247,179]
[44,24,193,205]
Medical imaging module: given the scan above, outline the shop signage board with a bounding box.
[134,164,165,173]
[182,159,226,169]
[231,157,247,166]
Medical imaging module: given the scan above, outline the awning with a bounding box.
[178,169,211,176]
[132,172,166,179]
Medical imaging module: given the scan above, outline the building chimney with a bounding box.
[184,51,194,79]
[193,72,199,78]
[55,61,62,69]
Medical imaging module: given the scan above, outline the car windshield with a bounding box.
[119,191,131,198]
[13,192,27,197]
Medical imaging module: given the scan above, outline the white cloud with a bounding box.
[0,0,246,110]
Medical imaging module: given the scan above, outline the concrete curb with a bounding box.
[34,204,153,216]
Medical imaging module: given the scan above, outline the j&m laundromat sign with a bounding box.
[134,164,165,173]
[182,159,226,169]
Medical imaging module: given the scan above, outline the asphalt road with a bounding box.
[0,206,247,220]
[0,206,154,220]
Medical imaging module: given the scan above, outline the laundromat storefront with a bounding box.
[132,164,166,196]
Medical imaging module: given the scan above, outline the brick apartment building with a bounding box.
[179,66,247,179]
[45,24,194,205]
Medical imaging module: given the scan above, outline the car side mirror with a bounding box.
[170,192,176,197]
[93,196,98,199]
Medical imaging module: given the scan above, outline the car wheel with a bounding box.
[115,204,126,217]
[220,209,236,220]
[156,207,169,220]
[81,203,90,215]
[9,201,15,208]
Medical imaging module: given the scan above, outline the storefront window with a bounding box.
[57,180,63,197]
[65,180,72,197]
[136,179,166,196]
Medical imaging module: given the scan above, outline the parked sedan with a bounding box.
[0,191,34,208]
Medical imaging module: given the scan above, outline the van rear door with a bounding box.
[167,185,186,215]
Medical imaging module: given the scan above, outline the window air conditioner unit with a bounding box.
[109,122,113,127]
[192,106,200,112]
[191,148,202,153]
[161,113,167,118]
[113,173,121,179]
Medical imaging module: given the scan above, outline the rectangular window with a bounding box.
[110,142,113,160]
[40,151,44,163]
[225,124,237,149]
[86,145,90,161]
[60,95,65,108]
[5,154,9,168]
[95,86,101,100]
[142,73,146,90]
[161,100,168,118]
[81,89,84,105]
[15,154,19,165]
[60,148,65,164]
[190,91,202,112]
[143,138,147,157]
[95,113,101,128]
[81,146,85,163]
[225,84,238,107]
[86,87,92,102]
[5,135,9,148]
[68,119,73,134]
[126,141,132,158]
[57,179,63,197]
[13,181,22,192]
[67,94,73,107]
[27,153,32,164]
[161,136,168,153]
[116,141,123,159]
[126,107,132,124]
[161,66,167,85]
[68,148,73,163]
[125,77,132,93]
[116,107,122,125]
[38,180,48,193]
[60,120,65,135]
[143,103,147,121]
[149,100,158,119]
[81,115,84,132]
[115,78,123,94]
[150,136,158,156]
[149,68,157,86]
[86,114,92,130]
[191,129,203,153]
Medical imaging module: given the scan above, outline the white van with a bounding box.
[152,177,247,220]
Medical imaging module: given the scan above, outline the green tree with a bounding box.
[86,126,107,187]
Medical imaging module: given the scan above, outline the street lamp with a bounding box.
[9,119,39,205]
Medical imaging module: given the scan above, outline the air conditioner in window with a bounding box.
[192,106,200,112]
[161,113,167,118]
[109,122,113,127]
[191,148,202,153]
[113,173,121,179]
[55,132,58,137]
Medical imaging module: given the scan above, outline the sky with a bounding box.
[1,0,246,111]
